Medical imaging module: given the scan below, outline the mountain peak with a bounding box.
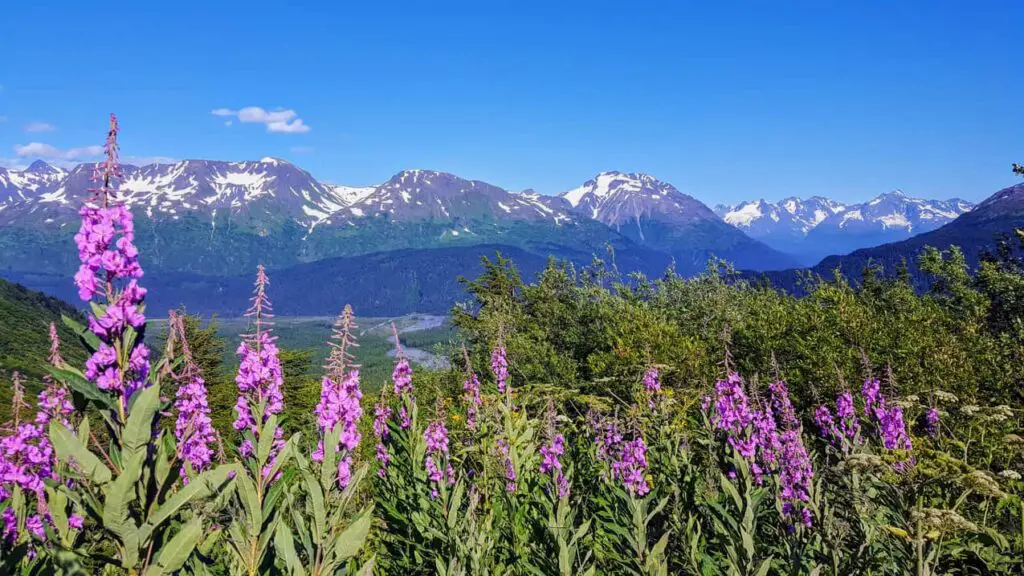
[562,171,672,208]
[25,160,59,175]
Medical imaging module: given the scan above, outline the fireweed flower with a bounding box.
[768,380,798,430]
[540,434,570,498]
[814,405,838,443]
[778,429,814,527]
[373,400,392,478]
[862,378,885,419]
[174,376,218,480]
[491,345,509,394]
[497,439,517,493]
[815,392,862,453]
[1,507,16,544]
[835,392,861,445]
[313,371,363,488]
[713,373,757,459]
[925,407,940,439]
[36,384,74,430]
[860,379,914,469]
[38,323,75,430]
[613,437,650,497]
[25,515,44,540]
[233,266,285,476]
[392,358,413,397]
[589,412,623,465]
[749,408,781,484]
[423,421,452,498]
[392,358,414,430]
[462,373,482,430]
[68,515,84,530]
[643,368,661,408]
[74,116,150,414]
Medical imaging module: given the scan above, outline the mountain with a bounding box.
[715,191,973,264]
[5,244,657,318]
[0,276,86,394]
[561,171,797,270]
[0,161,790,280]
[0,161,69,207]
[755,183,1024,292]
[1,157,350,230]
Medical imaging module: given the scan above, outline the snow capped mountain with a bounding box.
[716,197,846,236]
[562,171,717,227]
[559,171,797,270]
[0,158,356,231]
[0,161,68,208]
[342,169,574,224]
[715,191,974,263]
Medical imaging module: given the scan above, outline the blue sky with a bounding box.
[0,1,1021,205]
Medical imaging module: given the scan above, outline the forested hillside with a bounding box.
[0,277,86,421]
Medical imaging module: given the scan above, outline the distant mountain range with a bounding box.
[757,183,1024,292]
[2,156,1012,316]
[715,192,974,264]
[0,160,794,278]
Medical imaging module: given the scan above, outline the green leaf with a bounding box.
[263,433,300,483]
[122,384,160,460]
[77,417,90,445]
[719,473,743,511]
[62,314,102,351]
[48,366,114,411]
[334,506,373,561]
[103,451,144,542]
[142,464,236,541]
[754,557,773,576]
[274,521,307,576]
[448,479,465,531]
[258,415,279,464]
[50,421,111,484]
[236,472,262,532]
[301,469,326,541]
[148,517,204,576]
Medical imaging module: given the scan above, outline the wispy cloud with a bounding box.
[290,145,315,154]
[14,142,103,160]
[212,106,310,133]
[0,158,28,170]
[24,121,56,133]
[124,155,178,165]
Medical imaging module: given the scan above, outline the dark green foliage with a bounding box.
[0,277,86,421]
[279,348,320,435]
[454,250,1024,412]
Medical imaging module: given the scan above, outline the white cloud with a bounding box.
[14,142,103,160]
[24,121,56,133]
[211,106,311,133]
[124,155,178,165]
[224,120,233,126]
[0,158,28,170]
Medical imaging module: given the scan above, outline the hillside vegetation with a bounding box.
[1,119,1022,574]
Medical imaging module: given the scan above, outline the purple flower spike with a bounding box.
[174,375,218,479]
[925,407,940,439]
[491,345,509,394]
[423,421,452,497]
[233,266,285,473]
